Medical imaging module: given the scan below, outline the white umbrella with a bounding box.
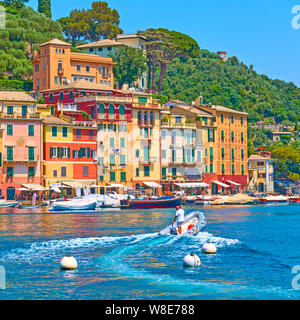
[17,188,29,191]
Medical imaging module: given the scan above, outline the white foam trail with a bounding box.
[193,231,240,248]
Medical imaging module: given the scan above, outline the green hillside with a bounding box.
[0,3,63,89]
[161,51,300,125]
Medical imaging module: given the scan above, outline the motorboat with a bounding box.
[258,195,289,203]
[0,200,19,208]
[126,195,181,209]
[49,198,97,211]
[159,211,206,236]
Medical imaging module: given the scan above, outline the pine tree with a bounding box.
[38,0,51,19]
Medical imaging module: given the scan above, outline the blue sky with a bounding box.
[28,0,300,86]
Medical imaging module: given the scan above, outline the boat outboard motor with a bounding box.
[170,227,178,235]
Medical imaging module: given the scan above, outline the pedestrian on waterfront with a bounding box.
[172,205,185,235]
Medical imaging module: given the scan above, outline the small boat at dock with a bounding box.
[49,198,97,212]
[123,195,182,209]
[0,200,19,208]
[159,211,206,236]
[258,195,289,203]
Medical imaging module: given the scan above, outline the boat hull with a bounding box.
[159,211,206,236]
[128,197,181,209]
[50,199,97,212]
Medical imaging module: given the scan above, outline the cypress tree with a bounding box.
[38,0,51,19]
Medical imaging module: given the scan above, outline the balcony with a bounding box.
[139,157,159,164]
[134,102,160,110]
[75,95,132,104]
[57,104,78,112]
[72,120,97,128]
[57,68,64,75]
[0,112,41,119]
[161,121,196,129]
[4,155,40,163]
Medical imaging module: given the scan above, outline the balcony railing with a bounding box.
[139,157,159,164]
[57,104,78,112]
[75,95,132,103]
[0,112,40,119]
[161,122,197,129]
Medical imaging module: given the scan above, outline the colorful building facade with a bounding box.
[32,38,115,92]
[0,92,43,200]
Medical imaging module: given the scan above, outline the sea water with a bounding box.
[0,204,299,300]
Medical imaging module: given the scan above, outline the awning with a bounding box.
[211,181,230,188]
[226,180,241,186]
[62,181,85,189]
[51,187,61,193]
[143,182,162,188]
[174,182,209,188]
[109,183,126,189]
[185,167,201,176]
[21,184,46,191]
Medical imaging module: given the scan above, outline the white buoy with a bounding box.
[183,253,201,267]
[202,242,217,254]
[60,256,78,270]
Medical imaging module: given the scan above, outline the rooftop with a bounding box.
[42,79,113,92]
[40,38,71,47]
[76,39,124,49]
[0,91,37,102]
[248,155,271,161]
[197,104,248,116]
[116,33,148,41]
[41,116,72,126]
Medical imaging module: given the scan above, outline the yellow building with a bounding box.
[193,97,248,193]
[130,92,162,194]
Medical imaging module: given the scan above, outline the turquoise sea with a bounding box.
[0,204,299,300]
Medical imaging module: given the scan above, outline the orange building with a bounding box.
[194,97,248,193]
[32,39,115,92]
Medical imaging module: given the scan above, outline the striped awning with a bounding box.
[226,180,241,186]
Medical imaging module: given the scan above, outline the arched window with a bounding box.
[58,61,63,73]
[108,104,115,114]
[119,105,125,114]
[98,104,105,113]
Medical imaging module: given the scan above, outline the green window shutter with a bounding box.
[110,172,116,181]
[120,138,125,148]
[221,114,224,123]
[119,105,125,114]
[52,126,57,137]
[210,147,213,160]
[172,167,176,177]
[87,148,90,158]
[232,164,235,174]
[241,117,244,125]
[231,132,234,141]
[221,130,224,140]
[221,147,225,159]
[68,147,71,158]
[222,164,225,174]
[28,147,34,161]
[0,152,2,167]
[99,104,105,113]
[50,147,53,158]
[62,127,68,137]
[28,125,34,136]
[110,155,115,165]
[28,167,35,177]
[210,164,213,174]
[7,124,13,136]
[145,166,150,177]
[108,104,114,114]
[162,167,166,177]
[99,176,104,182]
[120,155,126,165]
[241,132,244,142]
[241,164,245,174]
[241,148,244,160]
[7,167,13,177]
[121,172,126,181]
[136,168,139,177]
[213,129,215,142]
[232,148,235,161]
[72,150,75,158]
[110,138,114,147]
[57,147,60,158]
[7,146,13,161]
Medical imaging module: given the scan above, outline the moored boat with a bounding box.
[126,195,181,209]
[49,198,97,212]
[159,211,206,236]
[258,195,289,203]
[0,200,19,208]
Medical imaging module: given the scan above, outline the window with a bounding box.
[77,65,81,72]
[58,61,63,73]
[69,91,73,100]
[51,106,54,116]
[89,48,93,52]
[53,170,57,177]
[89,130,94,140]
[52,126,57,137]
[172,167,177,177]
[76,129,81,139]
[108,104,114,114]
[110,138,114,147]
[136,149,139,157]
[221,114,224,123]
[136,168,139,177]
[241,164,245,174]
[110,154,115,165]
[120,138,125,148]
[7,124,13,136]
[7,146,13,161]
[28,147,35,161]
[232,164,235,174]
[7,166,13,177]
[55,77,58,84]
[241,132,244,142]
[231,132,234,142]
[83,166,89,177]
[138,97,147,103]
[86,66,90,72]
[110,172,116,181]
[49,94,53,102]
[222,164,225,174]
[27,125,34,137]
[210,163,213,174]
[241,148,244,160]
[119,105,125,115]
[98,48,103,52]
[232,148,235,161]
[221,130,225,141]
[144,165,150,177]
[121,172,126,182]
[7,106,13,115]
[107,47,112,51]
[28,166,35,177]
[35,64,39,72]
[221,147,225,159]
[231,115,234,124]
[61,167,67,177]
[241,117,244,125]
[210,147,213,161]
[60,92,64,101]
[62,127,68,138]
[22,106,27,117]
[161,150,166,159]
[150,111,155,123]
[162,167,167,177]
[120,155,126,165]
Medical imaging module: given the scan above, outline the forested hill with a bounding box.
[162,51,300,125]
[0,4,63,88]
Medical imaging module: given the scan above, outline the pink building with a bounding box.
[0,92,43,200]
